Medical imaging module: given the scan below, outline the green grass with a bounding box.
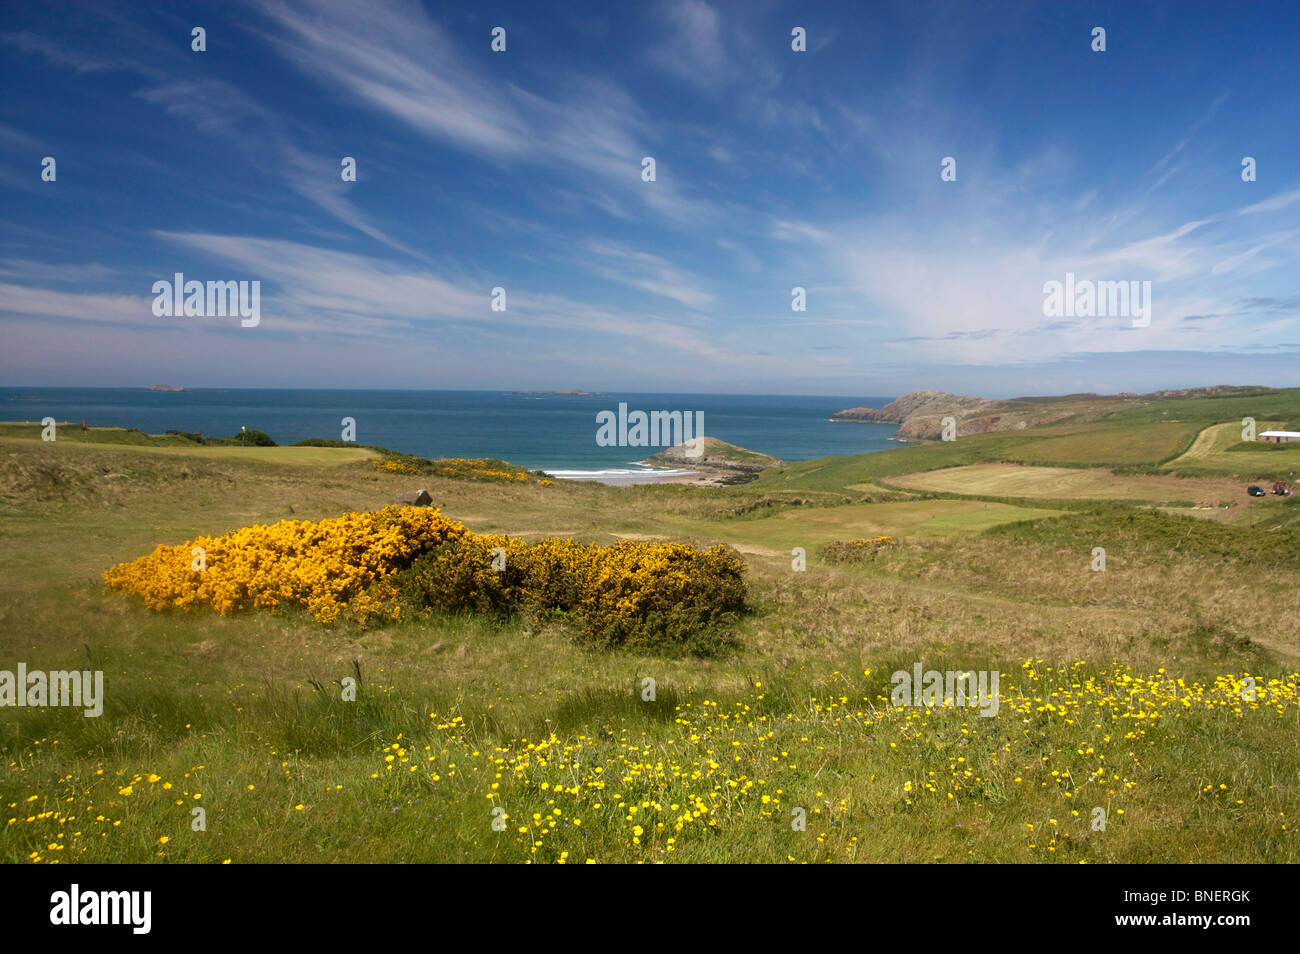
[0,434,375,466]
[999,422,1202,467]
[753,419,1213,498]
[1225,442,1300,453]
[751,432,1035,494]
[1158,421,1300,481]
[1,430,1297,864]
[985,505,1300,565]
[1100,388,1300,426]
[0,423,201,447]
[882,463,1237,506]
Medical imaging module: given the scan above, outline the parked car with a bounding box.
[1247,485,1266,496]
[1271,481,1293,496]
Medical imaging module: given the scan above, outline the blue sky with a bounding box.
[1,0,1298,398]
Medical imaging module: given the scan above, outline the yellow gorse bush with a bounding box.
[398,535,747,650]
[370,455,554,485]
[428,458,530,482]
[103,507,469,625]
[372,457,422,475]
[104,507,747,645]
[821,536,898,563]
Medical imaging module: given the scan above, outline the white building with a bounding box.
[1258,431,1300,443]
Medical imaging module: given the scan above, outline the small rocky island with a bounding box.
[644,437,782,486]
[509,389,605,397]
[148,384,185,392]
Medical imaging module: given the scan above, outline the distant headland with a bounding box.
[148,384,185,392]
[831,385,1276,442]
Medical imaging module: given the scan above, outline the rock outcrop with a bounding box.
[645,437,781,473]
[831,391,995,425]
[644,438,782,485]
[394,489,433,506]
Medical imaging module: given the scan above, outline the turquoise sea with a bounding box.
[0,389,902,480]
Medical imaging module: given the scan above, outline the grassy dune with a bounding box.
[1,404,1298,864]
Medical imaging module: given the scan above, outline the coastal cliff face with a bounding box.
[831,390,1008,440]
[831,391,995,425]
[833,385,1274,442]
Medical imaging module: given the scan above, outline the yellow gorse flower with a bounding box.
[103,506,746,643]
[103,506,469,626]
[370,455,553,484]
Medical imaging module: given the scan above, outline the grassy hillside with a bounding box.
[756,389,1300,499]
[1,417,1297,864]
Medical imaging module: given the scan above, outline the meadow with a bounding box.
[1,396,1298,864]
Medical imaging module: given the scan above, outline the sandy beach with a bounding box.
[549,466,739,487]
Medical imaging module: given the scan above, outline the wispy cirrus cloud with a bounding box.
[0,281,158,328]
[647,0,738,87]
[253,0,626,165]
[0,259,118,284]
[136,78,424,259]
[153,232,731,357]
[581,240,716,309]
[248,0,724,228]
[774,158,1300,367]
[0,120,42,151]
[1,30,116,72]
[257,0,530,157]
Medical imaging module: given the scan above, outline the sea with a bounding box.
[0,388,901,482]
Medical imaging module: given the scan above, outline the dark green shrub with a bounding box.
[397,536,747,655]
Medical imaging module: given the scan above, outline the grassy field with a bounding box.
[1164,421,1300,478]
[886,463,1240,505]
[2,413,1298,864]
[998,421,1202,467]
